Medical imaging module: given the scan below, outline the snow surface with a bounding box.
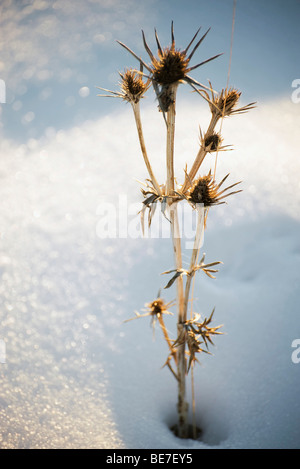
[0,98,300,449]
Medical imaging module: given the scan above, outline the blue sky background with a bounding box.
[0,0,299,142]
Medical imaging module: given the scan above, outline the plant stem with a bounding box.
[166,84,178,197]
[158,314,176,363]
[170,204,188,438]
[131,101,162,196]
[165,83,188,439]
[181,114,219,193]
[191,362,197,440]
[184,206,205,440]
[183,206,205,319]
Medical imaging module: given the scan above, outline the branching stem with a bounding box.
[132,101,162,196]
[157,314,177,364]
[182,114,219,193]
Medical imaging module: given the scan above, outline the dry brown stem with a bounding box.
[183,206,206,320]
[132,101,162,196]
[165,84,179,197]
[181,114,219,193]
[165,84,189,439]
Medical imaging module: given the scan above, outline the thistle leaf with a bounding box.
[162,268,188,289]
[164,271,182,289]
[161,196,171,223]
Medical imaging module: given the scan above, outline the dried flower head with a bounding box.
[97,68,150,104]
[200,83,256,120]
[148,298,168,316]
[124,296,173,328]
[117,22,222,111]
[120,69,150,103]
[173,309,223,372]
[203,132,223,152]
[188,171,242,207]
[124,295,175,365]
[188,308,223,349]
[151,47,190,85]
[186,331,204,371]
[216,88,241,116]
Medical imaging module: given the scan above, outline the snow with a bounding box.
[0,95,299,449]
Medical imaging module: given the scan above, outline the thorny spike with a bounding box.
[171,21,175,50]
[185,75,215,92]
[142,30,155,61]
[217,180,242,196]
[217,189,243,201]
[96,94,120,98]
[154,28,163,55]
[208,307,216,323]
[117,40,152,72]
[183,27,201,55]
[96,86,122,97]
[187,27,211,60]
[188,53,223,72]
[215,173,230,189]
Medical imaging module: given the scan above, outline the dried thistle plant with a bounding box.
[98,21,255,440]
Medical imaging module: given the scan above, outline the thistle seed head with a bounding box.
[145,297,174,335]
[188,173,220,207]
[204,132,223,151]
[120,69,150,103]
[215,88,241,116]
[124,296,173,328]
[200,83,256,119]
[151,48,190,85]
[188,172,242,207]
[148,298,166,316]
[97,68,149,104]
[118,23,222,90]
